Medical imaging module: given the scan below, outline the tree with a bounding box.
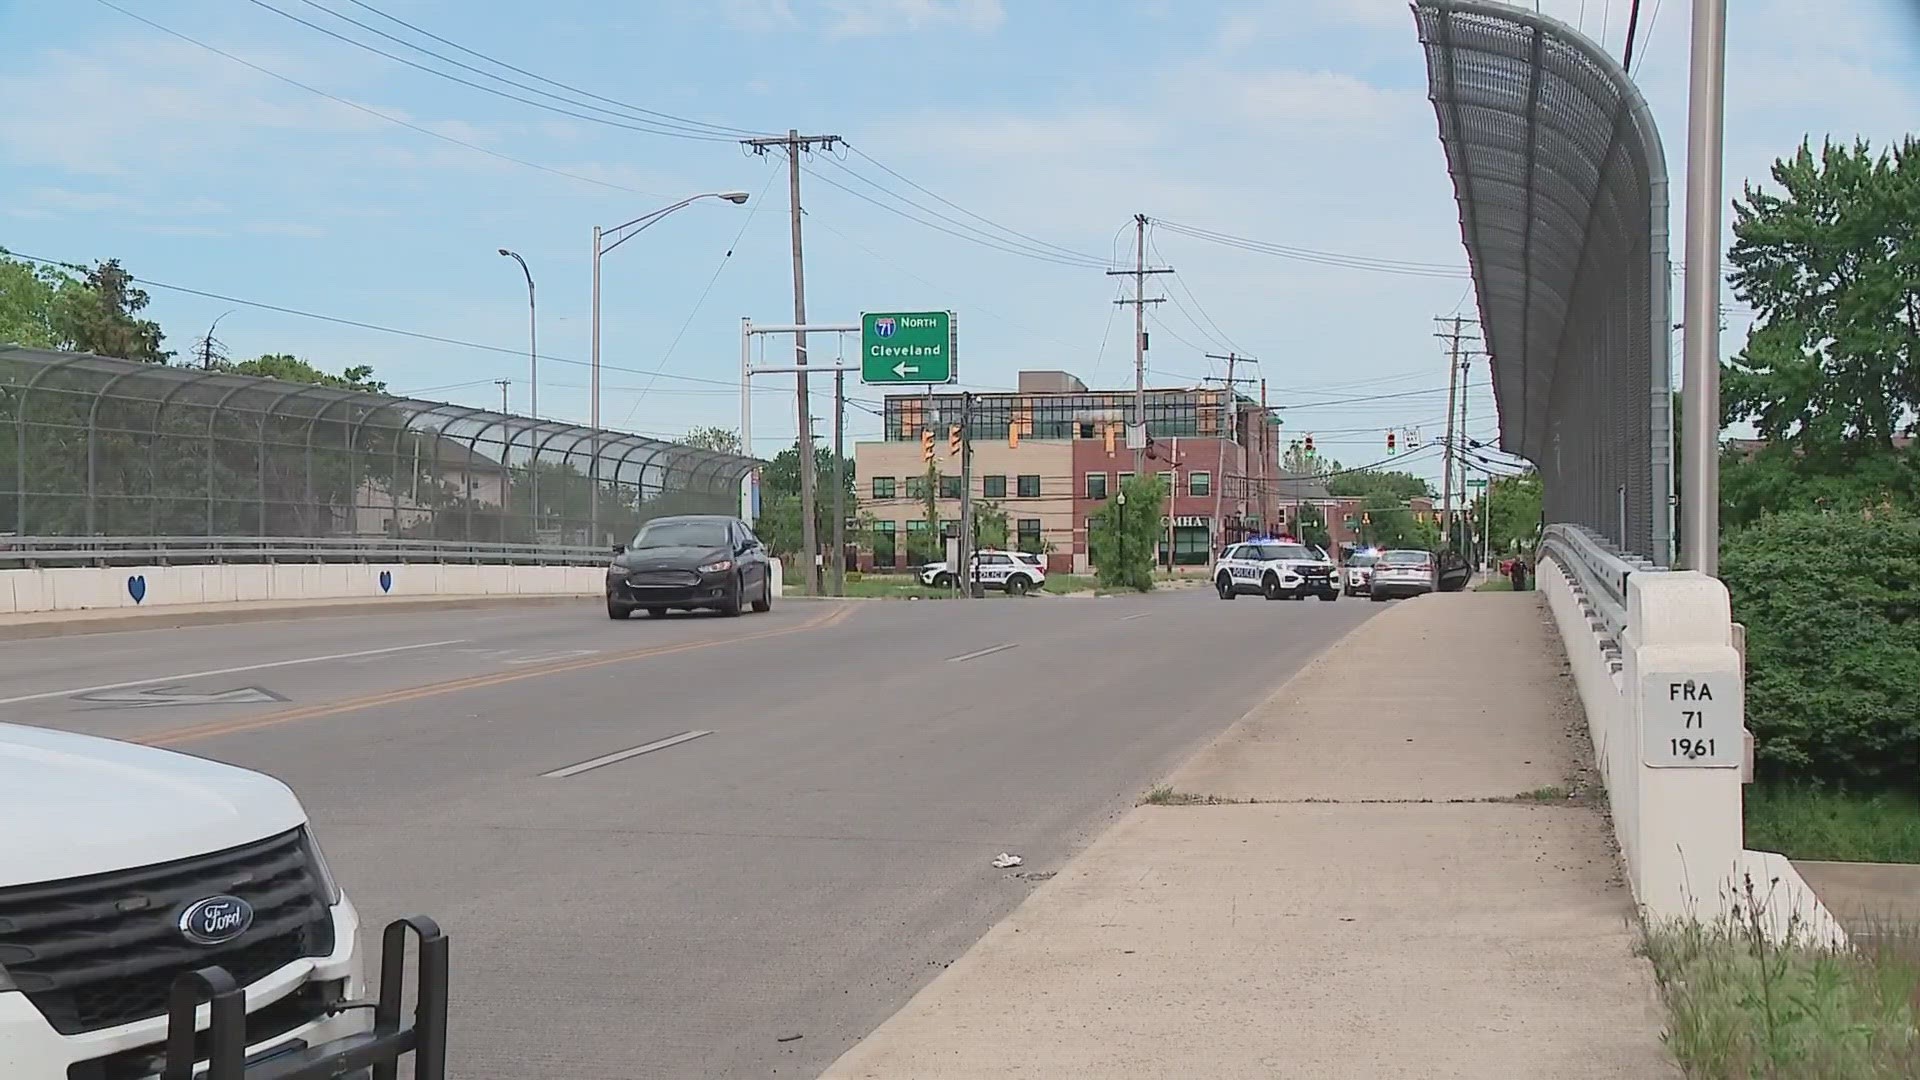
[1087,474,1163,592]
[761,440,857,556]
[679,426,742,454]
[52,259,169,363]
[0,254,81,348]
[1295,503,1332,550]
[224,354,387,393]
[1359,492,1437,551]
[1325,468,1430,501]
[1477,472,1543,555]
[906,460,944,564]
[1282,442,1330,477]
[972,500,1009,551]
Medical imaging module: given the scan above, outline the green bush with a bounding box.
[1720,509,1920,785]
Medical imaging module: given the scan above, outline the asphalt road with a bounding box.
[0,587,1380,1079]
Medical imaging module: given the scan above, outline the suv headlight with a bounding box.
[301,827,344,905]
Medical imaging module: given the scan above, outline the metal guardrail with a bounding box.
[1540,522,1665,669]
[0,535,609,568]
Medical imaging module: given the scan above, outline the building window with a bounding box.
[1173,525,1211,565]
[1189,471,1211,497]
[940,475,963,499]
[1017,518,1042,552]
[1158,470,1174,494]
[983,474,1007,499]
[872,476,896,500]
[1085,472,1108,500]
[1117,472,1134,489]
[1017,474,1041,498]
[906,475,928,499]
[872,521,897,567]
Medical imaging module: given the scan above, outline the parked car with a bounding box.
[1343,549,1379,596]
[1369,549,1438,600]
[1213,540,1338,601]
[606,514,774,619]
[919,549,1046,595]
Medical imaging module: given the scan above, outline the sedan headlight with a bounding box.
[697,558,734,574]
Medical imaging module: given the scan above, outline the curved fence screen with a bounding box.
[0,347,757,545]
[1413,0,1673,564]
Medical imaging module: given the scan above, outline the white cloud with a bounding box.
[825,0,1004,38]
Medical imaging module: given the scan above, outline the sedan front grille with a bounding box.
[629,571,699,587]
[0,829,335,1035]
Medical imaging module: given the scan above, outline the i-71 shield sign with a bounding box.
[862,311,956,385]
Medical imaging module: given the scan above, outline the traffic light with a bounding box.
[1009,422,1020,449]
[1387,431,1397,455]
[921,429,935,463]
[948,424,962,457]
[1304,433,1315,454]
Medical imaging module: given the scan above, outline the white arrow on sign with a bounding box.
[72,685,289,709]
[892,361,919,378]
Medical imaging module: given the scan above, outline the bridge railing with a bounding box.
[1539,522,1665,671]
[0,535,609,569]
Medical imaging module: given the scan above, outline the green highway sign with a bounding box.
[862,311,956,384]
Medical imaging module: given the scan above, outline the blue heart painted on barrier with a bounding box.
[127,575,147,604]
[378,570,393,593]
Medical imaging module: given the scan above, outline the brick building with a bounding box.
[852,370,1282,573]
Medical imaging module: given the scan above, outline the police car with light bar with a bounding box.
[1212,537,1340,601]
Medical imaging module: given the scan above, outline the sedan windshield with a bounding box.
[1382,550,1430,565]
[632,521,728,549]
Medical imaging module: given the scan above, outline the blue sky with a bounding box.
[3,0,1916,490]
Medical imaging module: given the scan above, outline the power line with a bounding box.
[2,248,755,394]
[1155,219,1473,279]
[334,0,766,137]
[242,0,736,141]
[800,163,1106,269]
[91,0,676,199]
[843,144,1109,266]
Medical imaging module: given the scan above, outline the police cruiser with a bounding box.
[919,549,1045,595]
[1213,537,1340,601]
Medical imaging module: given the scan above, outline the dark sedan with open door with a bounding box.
[606,515,773,619]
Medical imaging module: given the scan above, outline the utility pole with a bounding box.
[1434,315,1481,547]
[745,129,843,593]
[1457,358,1472,551]
[958,392,975,598]
[1204,352,1255,553]
[832,369,846,597]
[1680,0,1727,573]
[1107,214,1171,474]
[495,379,511,414]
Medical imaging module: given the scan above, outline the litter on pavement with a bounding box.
[991,852,1023,868]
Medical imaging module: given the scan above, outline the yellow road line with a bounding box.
[137,603,852,748]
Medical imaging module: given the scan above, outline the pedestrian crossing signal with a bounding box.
[921,429,935,463]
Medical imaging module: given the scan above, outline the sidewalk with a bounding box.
[822,593,1673,1079]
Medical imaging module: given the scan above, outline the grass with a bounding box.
[1140,785,1239,806]
[1514,785,1570,802]
[1745,783,1920,864]
[1474,577,1515,592]
[1041,574,1095,594]
[1643,876,1920,1078]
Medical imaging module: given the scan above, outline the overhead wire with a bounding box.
[91,0,676,199]
[842,144,1109,266]
[1155,219,1472,279]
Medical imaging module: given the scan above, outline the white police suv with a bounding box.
[1213,539,1340,601]
[919,549,1046,595]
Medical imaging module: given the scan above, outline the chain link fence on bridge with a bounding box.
[0,347,757,546]
[1414,0,1674,565]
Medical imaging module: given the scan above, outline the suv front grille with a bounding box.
[0,829,335,1035]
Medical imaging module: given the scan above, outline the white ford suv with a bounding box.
[0,722,446,1079]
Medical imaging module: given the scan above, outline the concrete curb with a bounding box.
[0,593,598,641]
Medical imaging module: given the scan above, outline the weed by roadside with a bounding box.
[1745,782,1920,864]
[1514,785,1570,802]
[1474,578,1515,592]
[1141,785,1240,806]
[1643,875,1920,1078]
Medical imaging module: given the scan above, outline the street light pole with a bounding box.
[1680,0,1727,574]
[588,191,750,544]
[498,248,537,538]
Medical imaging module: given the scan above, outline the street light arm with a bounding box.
[598,190,749,257]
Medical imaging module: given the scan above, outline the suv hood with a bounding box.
[0,723,307,888]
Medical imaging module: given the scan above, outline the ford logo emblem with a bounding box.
[178,895,255,945]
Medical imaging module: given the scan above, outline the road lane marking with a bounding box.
[542,729,713,778]
[134,604,851,747]
[1122,613,1152,621]
[946,642,1018,663]
[0,640,469,708]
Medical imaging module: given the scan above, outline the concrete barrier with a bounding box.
[1540,557,1841,941]
[0,557,786,617]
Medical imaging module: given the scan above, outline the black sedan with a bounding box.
[606,515,774,619]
